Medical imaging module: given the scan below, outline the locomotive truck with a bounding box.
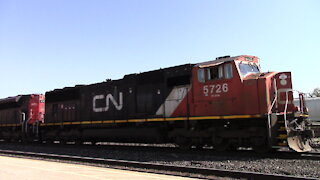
[0,55,314,152]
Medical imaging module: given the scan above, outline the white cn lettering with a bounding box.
[93,92,123,112]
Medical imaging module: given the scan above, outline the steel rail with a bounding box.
[272,150,320,161]
[0,149,316,180]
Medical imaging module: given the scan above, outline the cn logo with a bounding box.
[93,92,123,112]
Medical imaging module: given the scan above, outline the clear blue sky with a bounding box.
[0,0,319,98]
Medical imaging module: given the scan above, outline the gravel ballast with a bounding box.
[0,143,319,178]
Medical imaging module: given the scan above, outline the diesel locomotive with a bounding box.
[0,94,45,141]
[0,55,314,152]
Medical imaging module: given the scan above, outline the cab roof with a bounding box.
[196,55,258,68]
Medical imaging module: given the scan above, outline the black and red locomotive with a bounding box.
[0,94,45,141]
[0,55,314,152]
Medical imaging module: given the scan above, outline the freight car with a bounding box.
[294,97,320,122]
[39,55,313,152]
[294,97,320,137]
[0,94,45,141]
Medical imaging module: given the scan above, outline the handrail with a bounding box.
[268,96,277,114]
[298,93,307,114]
[284,90,290,130]
[267,79,278,139]
[268,79,278,114]
[284,89,302,131]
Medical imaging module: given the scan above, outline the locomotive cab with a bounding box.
[192,55,262,116]
[191,55,313,152]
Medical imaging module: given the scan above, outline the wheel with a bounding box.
[175,136,192,150]
[91,141,97,145]
[253,143,271,153]
[74,140,83,145]
[212,137,229,152]
[228,145,239,152]
[213,142,229,152]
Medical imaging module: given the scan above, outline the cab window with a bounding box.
[198,68,205,83]
[238,63,260,77]
[198,63,233,83]
[224,64,233,79]
[207,66,223,80]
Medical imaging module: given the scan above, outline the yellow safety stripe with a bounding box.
[0,114,262,127]
[39,114,262,127]
[0,124,20,127]
[299,114,309,118]
[127,119,144,123]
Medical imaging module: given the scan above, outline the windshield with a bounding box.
[239,63,260,77]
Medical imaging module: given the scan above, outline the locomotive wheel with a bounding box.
[192,144,205,150]
[74,140,82,145]
[251,136,270,153]
[9,138,16,143]
[253,143,271,153]
[21,136,31,143]
[45,140,55,144]
[228,145,239,152]
[175,136,192,150]
[213,139,229,152]
[59,140,66,145]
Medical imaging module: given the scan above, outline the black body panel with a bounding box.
[0,95,31,125]
[44,64,193,123]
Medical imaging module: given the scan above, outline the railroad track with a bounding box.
[272,150,320,161]
[1,141,320,161]
[0,149,316,180]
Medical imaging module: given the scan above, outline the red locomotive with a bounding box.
[0,94,45,141]
[0,55,313,152]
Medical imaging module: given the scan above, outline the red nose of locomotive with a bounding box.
[265,72,295,114]
[260,72,313,152]
[28,94,45,124]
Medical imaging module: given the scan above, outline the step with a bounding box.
[277,142,288,146]
[276,134,288,139]
[277,126,287,131]
[272,146,288,149]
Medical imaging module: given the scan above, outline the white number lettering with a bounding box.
[216,84,221,93]
[203,83,229,96]
[210,85,215,93]
[203,86,209,96]
[222,83,228,92]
